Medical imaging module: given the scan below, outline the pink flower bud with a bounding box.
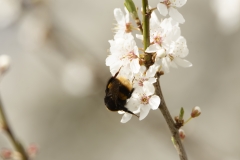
[179,129,185,140]
[191,106,201,118]
[27,144,38,157]
[0,148,12,159]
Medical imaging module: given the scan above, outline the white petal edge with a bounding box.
[145,44,162,53]
[130,59,140,73]
[157,3,168,16]
[136,34,143,40]
[169,7,185,24]
[172,0,187,8]
[156,48,165,58]
[139,104,151,120]
[124,7,130,23]
[110,61,122,76]
[121,113,132,123]
[118,111,125,114]
[114,8,125,24]
[149,95,161,110]
[143,81,155,96]
[174,57,192,67]
[148,77,157,84]
[106,55,117,66]
[146,65,158,78]
[162,58,170,73]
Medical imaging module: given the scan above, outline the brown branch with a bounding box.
[0,96,29,160]
[154,72,188,160]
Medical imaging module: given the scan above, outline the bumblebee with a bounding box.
[104,72,138,117]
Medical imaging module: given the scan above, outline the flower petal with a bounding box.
[133,46,139,57]
[156,48,165,58]
[170,61,178,68]
[139,104,151,120]
[162,58,170,73]
[146,44,161,53]
[146,65,158,77]
[110,61,122,76]
[124,7,130,23]
[157,3,168,16]
[149,95,161,110]
[118,111,125,114]
[106,55,117,66]
[148,77,157,84]
[143,81,155,96]
[174,57,192,67]
[169,7,185,24]
[136,34,143,40]
[114,8,125,24]
[120,113,132,123]
[171,0,187,8]
[150,11,161,26]
[130,59,140,73]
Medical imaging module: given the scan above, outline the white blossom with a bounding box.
[113,8,133,38]
[0,0,21,29]
[106,35,140,76]
[125,89,161,121]
[157,0,187,24]
[107,4,191,123]
[144,13,191,73]
[132,66,157,95]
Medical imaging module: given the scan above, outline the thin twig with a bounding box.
[154,73,188,160]
[142,0,153,68]
[0,96,29,160]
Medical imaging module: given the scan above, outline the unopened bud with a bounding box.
[191,106,201,118]
[0,55,10,74]
[27,144,38,157]
[0,148,12,159]
[179,129,185,140]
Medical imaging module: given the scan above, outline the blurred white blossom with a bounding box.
[0,0,21,29]
[61,62,94,96]
[211,0,240,35]
[18,9,51,50]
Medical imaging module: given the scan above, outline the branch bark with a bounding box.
[0,96,29,160]
[154,73,188,160]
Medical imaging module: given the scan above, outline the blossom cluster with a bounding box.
[106,0,191,123]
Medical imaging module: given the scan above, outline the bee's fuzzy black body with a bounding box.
[104,72,136,115]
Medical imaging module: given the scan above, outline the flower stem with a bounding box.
[184,117,192,125]
[142,0,153,68]
[154,73,188,160]
[0,96,29,160]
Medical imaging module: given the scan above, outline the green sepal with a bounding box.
[124,0,138,19]
[179,107,184,120]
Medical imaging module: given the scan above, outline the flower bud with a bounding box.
[179,129,185,140]
[0,55,11,75]
[191,106,201,118]
[0,148,12,159]
[27,144,38,157]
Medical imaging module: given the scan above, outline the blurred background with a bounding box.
[0,0,239,159]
